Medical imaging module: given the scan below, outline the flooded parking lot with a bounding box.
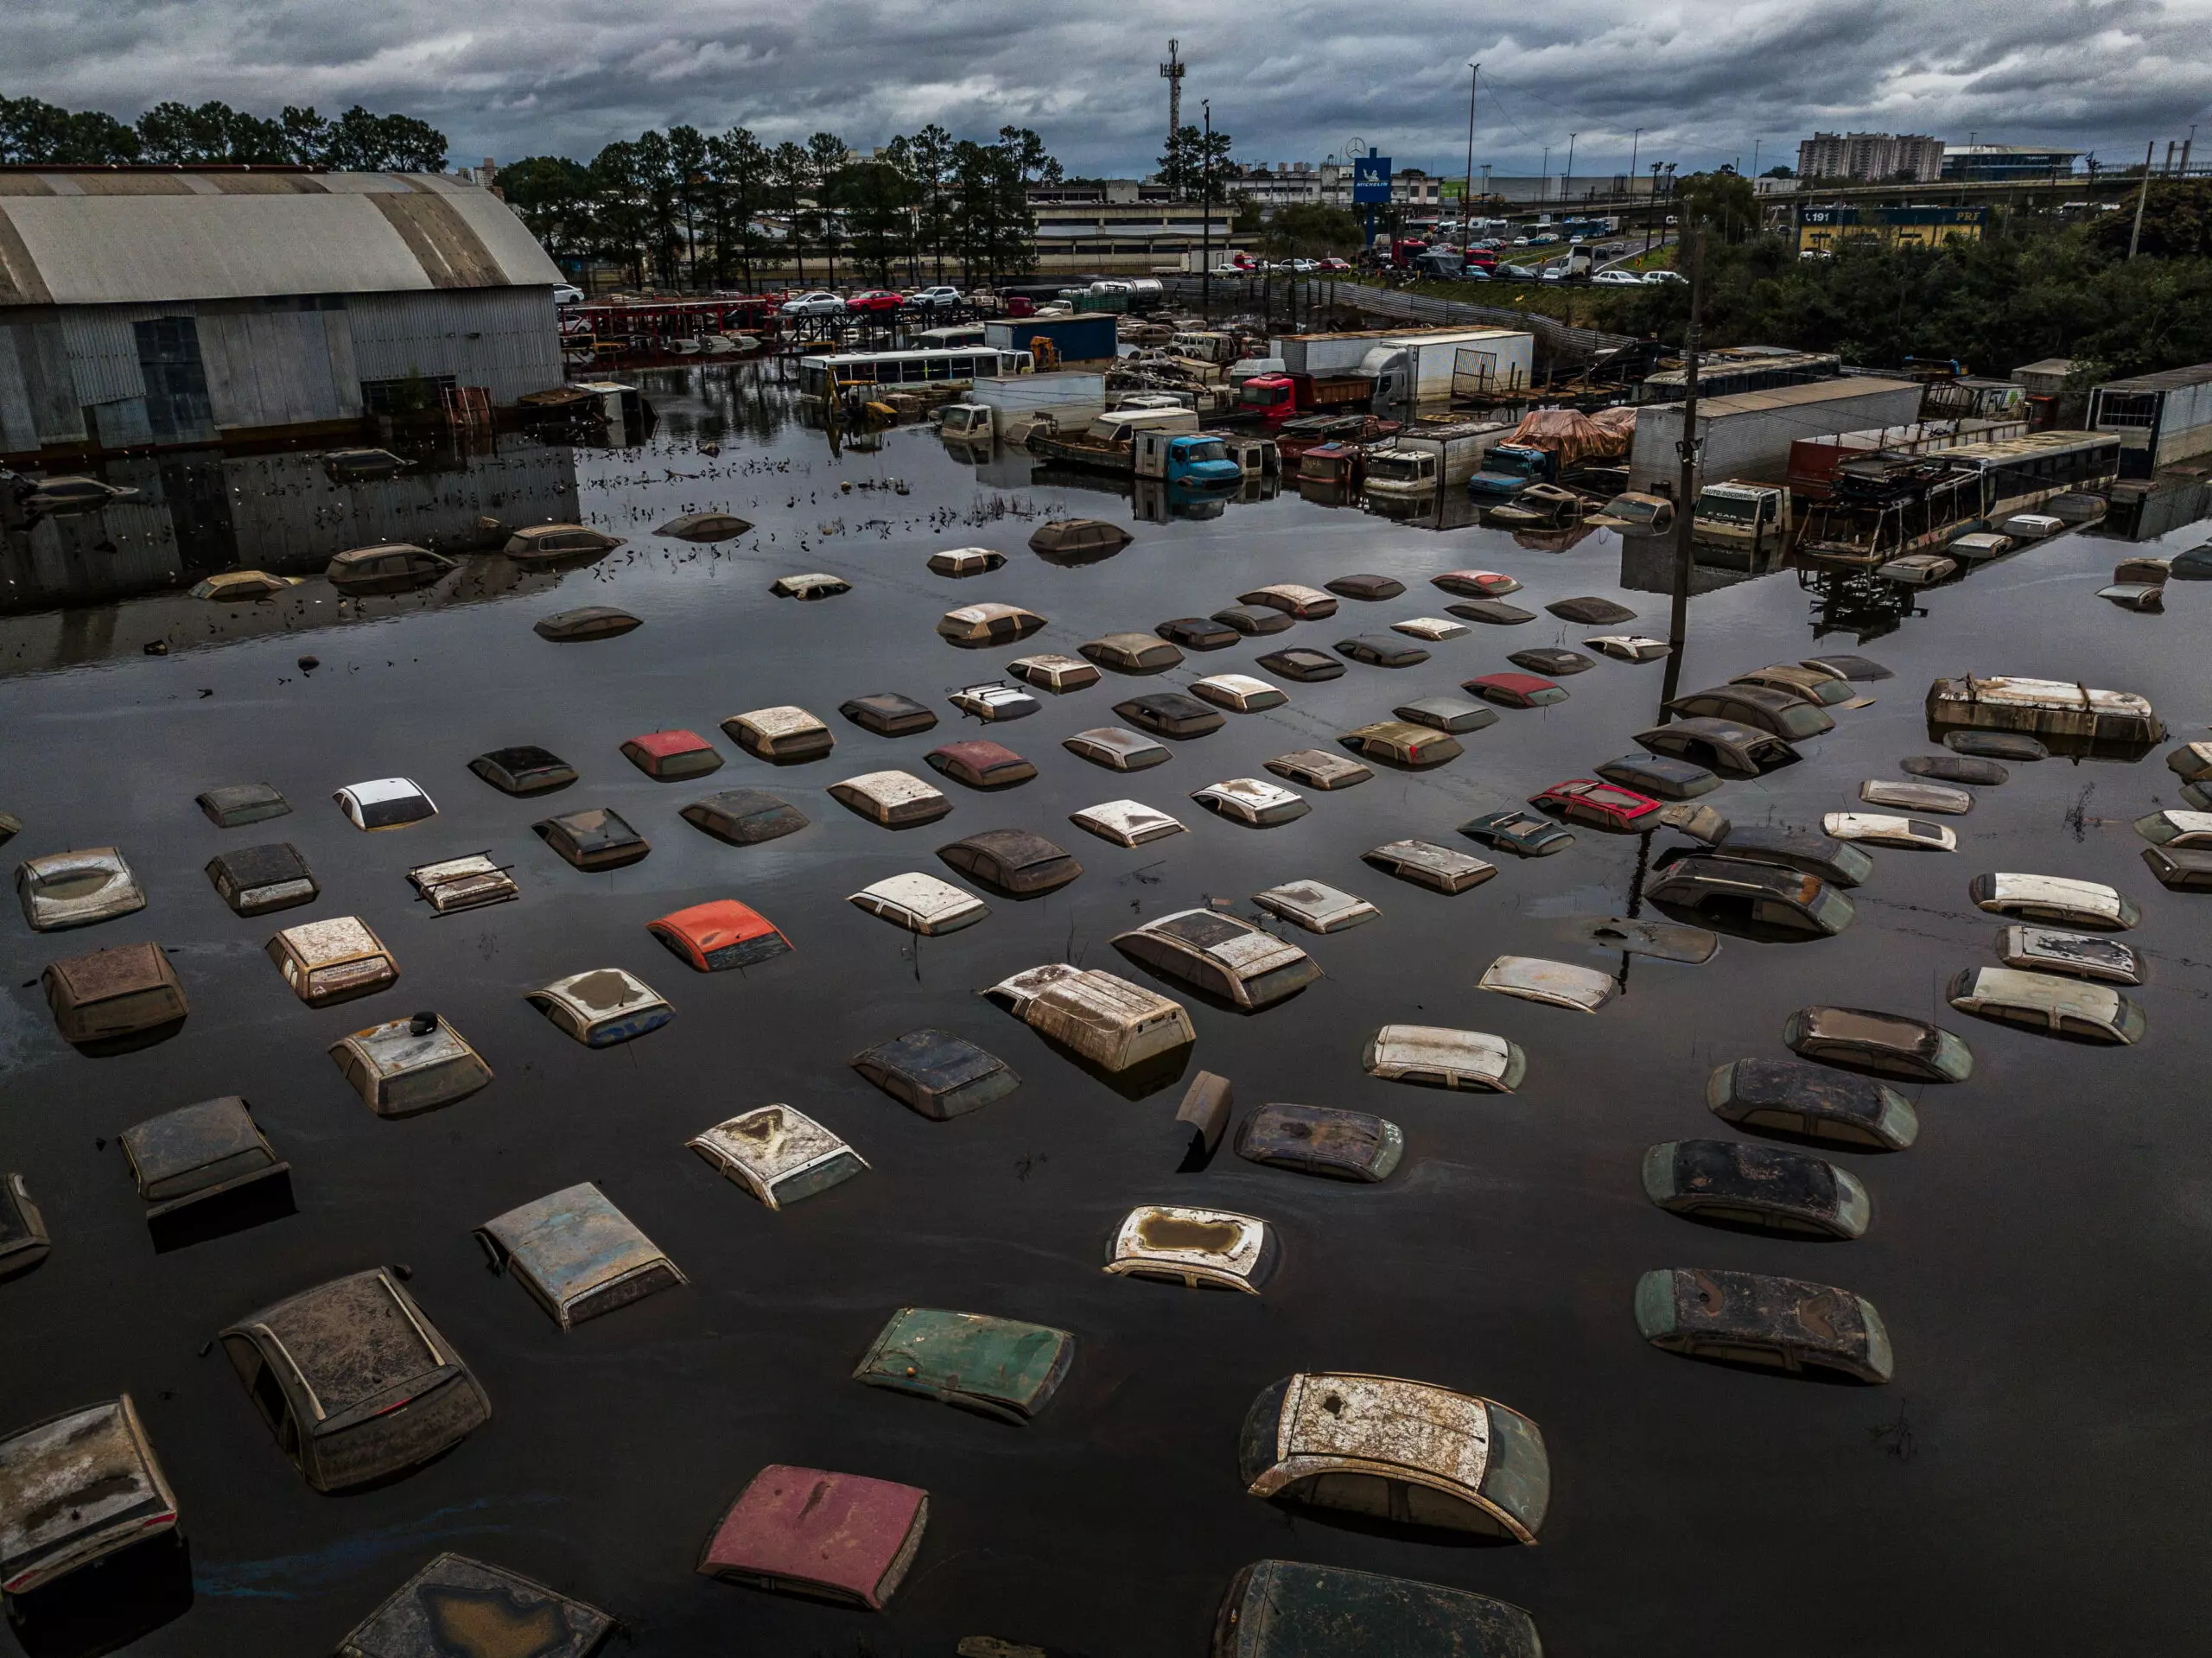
[4,361,2211,1654]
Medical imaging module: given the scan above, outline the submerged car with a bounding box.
[220,1267,491,1490]
[1265,748,1371,790]
[1643,1139,1870,1238]
[938,602,1048,646]
[0,1395,178,1595]
[839,692,938,736]
[1236,1103,1402,1182]
[1211,1561,1541,1658]
[948,681,1039,722]
[1666,685,1834,741]
[1238,1373,1549,1541]
[1113,909,1320,1009]
[325,543,454,595]
[1635,1267,1892,1383]
[16,847,145,931]
[938,829,1081,895]
[1363,1024,1525,1092]
[1191,673,1287,713]
[1062,727,1170,772]
[1821,812,1957,851]
[1336,635,1429,668]
[1731,664,1868,708]
[925,739,1037,789]
[1530,778,1660,832]
[689,1104,868,1210]
[1081,632,1184,674]
[1968,873,2139,931]
[1252,879,1378,934]
[1859,778,1973,815]
[1632,717,1799,778]
[1007,653,1101,693]
[1192,778,1310,828]
[1363,839,1495,893]
[1340,721,1462,768]
[334,778,436,831]
[1256,647,1345,682]
[680,790,808,846]
[1116,693,1224,739]
[1997,924,2142,985]
[1157,616,1241,651]
[468,746,577,797]
[1784,1005,1974,1082]
[1707,1058,1918,1150]
[1700,825,1874,888]
[1459,809,1573,857]
[1105,1204,1276,1294]
[850,1028,1020,1120]
[1597,754,1719,801]
[1946,967,2145,1045]
[1465,672,1567,709]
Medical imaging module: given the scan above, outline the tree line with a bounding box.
[499,124,1061,293]
[1603,176,2212,381]
[0,94,446,171]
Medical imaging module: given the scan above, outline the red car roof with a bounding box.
[624,729,714,757]
[932,740,1024,769]
[651,899,782,949]
[1468,673,1558,696]
[1538,778,1659,816]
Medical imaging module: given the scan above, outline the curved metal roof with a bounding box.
[0,171,561,306]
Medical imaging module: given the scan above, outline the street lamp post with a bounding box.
[1541,144,1550,204]
[1564,132,1577,205]
[1201,99,1213,317]
[1629,127,1642,203]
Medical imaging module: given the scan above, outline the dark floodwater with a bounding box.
[3,364,2210,1656]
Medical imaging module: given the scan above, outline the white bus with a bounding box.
[798,346,1031,398]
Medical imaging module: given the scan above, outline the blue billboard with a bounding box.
[1351,155,1393,205]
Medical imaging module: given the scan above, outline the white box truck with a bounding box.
[1363,329,1536,406]
[1363,420,1514,500]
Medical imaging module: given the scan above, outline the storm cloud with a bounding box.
[15,0,2212,174]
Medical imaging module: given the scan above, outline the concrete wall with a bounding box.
[1630,381,1923,492]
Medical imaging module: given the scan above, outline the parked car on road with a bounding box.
[846,290,905,314]
[907,285,963,308]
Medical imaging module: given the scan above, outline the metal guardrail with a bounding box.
[1156,275,1636,368]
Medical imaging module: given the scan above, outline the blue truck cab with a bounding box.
[1135,429,1245,490]
[1468,443,1556,500]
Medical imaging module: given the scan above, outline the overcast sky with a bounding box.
[20,0,2212,177]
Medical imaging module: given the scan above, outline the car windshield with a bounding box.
[358,795,431,829]
[1775,704,1832,740]
[1184,441,1229,463]
[1698,492,1761,524]
[1605,498,1662,524]
[1367,454,1427,481]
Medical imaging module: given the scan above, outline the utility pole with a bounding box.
[1202,99,1214,317]
[1541,144,1550,204]
[1463,63,1479,253]
[1160,41,1185,156]
[1564,133,1577,206]
[2127,139,2153,259]
[1662,223,1705,708]
[1629,128,1642,203]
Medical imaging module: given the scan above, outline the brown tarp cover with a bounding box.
[1505,408,1631,466]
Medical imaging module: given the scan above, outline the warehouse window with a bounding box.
[2094,391,2157,430]
[133,316,213,441]
[359,374,456,416]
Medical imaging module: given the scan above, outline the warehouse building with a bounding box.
[1629,377,1924,493]
[0,168,563,461]
[2088,363,2212,477]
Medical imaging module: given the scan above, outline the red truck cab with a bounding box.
[1236,372,1372,428]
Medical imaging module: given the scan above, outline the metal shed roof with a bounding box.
[1687,376,1919,417]
[0,171,561,306]
[2095,362,2212,394]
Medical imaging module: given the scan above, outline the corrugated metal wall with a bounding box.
[197,308,354,429]
[59,310,144,404]
[346,287,560,403]
[3,286,560,457]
